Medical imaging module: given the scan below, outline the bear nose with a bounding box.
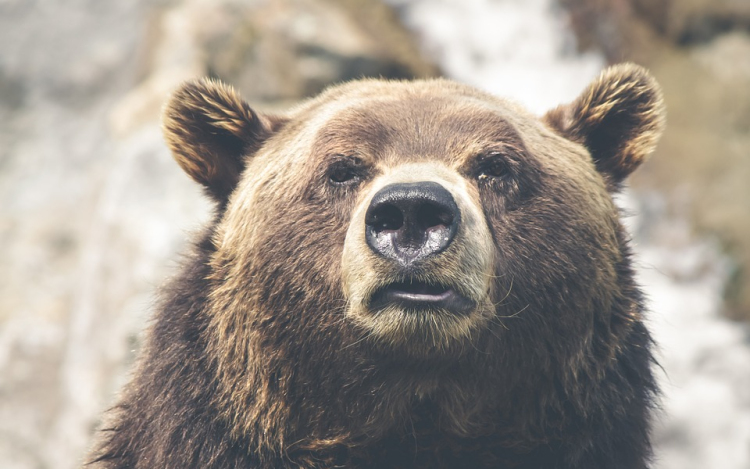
[365,182,460,266]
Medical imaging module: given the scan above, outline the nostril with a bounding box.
[366,203,404,232]
[417,203,454,231]
[364,182,461,265]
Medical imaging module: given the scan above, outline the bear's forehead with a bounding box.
[307,88,532,165]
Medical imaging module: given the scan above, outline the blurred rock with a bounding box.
[561,0,750,60]
[112,0,439,136]
[629,0,750,45]
[561,0,750,322]
[0,1,436,468]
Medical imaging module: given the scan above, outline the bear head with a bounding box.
[160,63,664,449]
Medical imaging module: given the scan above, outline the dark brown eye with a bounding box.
[328,157,364,185]
[477,152,509,180]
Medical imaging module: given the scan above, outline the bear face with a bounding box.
[165,65,662,359]
[93,64,664,468]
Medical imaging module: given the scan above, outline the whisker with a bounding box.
[495,304,529,319]
[340,329,374,351]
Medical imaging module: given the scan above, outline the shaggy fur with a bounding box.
[163,78,285,203]
[544,64,665,188]
[88,63,665,468]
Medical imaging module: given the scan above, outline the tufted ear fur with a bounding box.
[544,63,666,186]
[162,78,286,202]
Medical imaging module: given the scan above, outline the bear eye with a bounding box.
[476,152,509,180]
[328,156,365,186]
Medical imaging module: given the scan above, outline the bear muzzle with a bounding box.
[341,163,495,346]
[363,182,475,315]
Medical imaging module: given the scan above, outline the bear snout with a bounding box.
[340,163,496,349]
[364,181,460,266]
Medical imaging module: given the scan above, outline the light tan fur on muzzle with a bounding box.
[341,162,496,349]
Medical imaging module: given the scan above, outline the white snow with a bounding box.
[386,0,750,467]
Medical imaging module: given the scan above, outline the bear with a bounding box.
[88,63,665,468]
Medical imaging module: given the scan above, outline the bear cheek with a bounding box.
[451,181,496,302]
[341,171,399,306]
[486,184,620,334]
[340,185,387,318]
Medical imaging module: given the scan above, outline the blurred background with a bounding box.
[0,0,748,468]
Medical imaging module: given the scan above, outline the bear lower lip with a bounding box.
[370,281,475,315]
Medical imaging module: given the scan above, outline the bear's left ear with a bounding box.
[162,78,286,202]
[544,63,666,186]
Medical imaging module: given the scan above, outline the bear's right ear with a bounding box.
[162,78,285,202]
[543,63,666,187]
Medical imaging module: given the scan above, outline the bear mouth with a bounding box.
[369,281,475,315]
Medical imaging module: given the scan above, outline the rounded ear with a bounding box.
[162,78,286,202]
[544,63,666,186]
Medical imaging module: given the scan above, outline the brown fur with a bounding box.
[89,63,665,468]
[544,64,665,187]
[162,78,286,203]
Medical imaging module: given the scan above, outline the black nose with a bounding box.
[365,182,460,266]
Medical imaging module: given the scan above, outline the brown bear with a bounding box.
[88,63,665,468]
